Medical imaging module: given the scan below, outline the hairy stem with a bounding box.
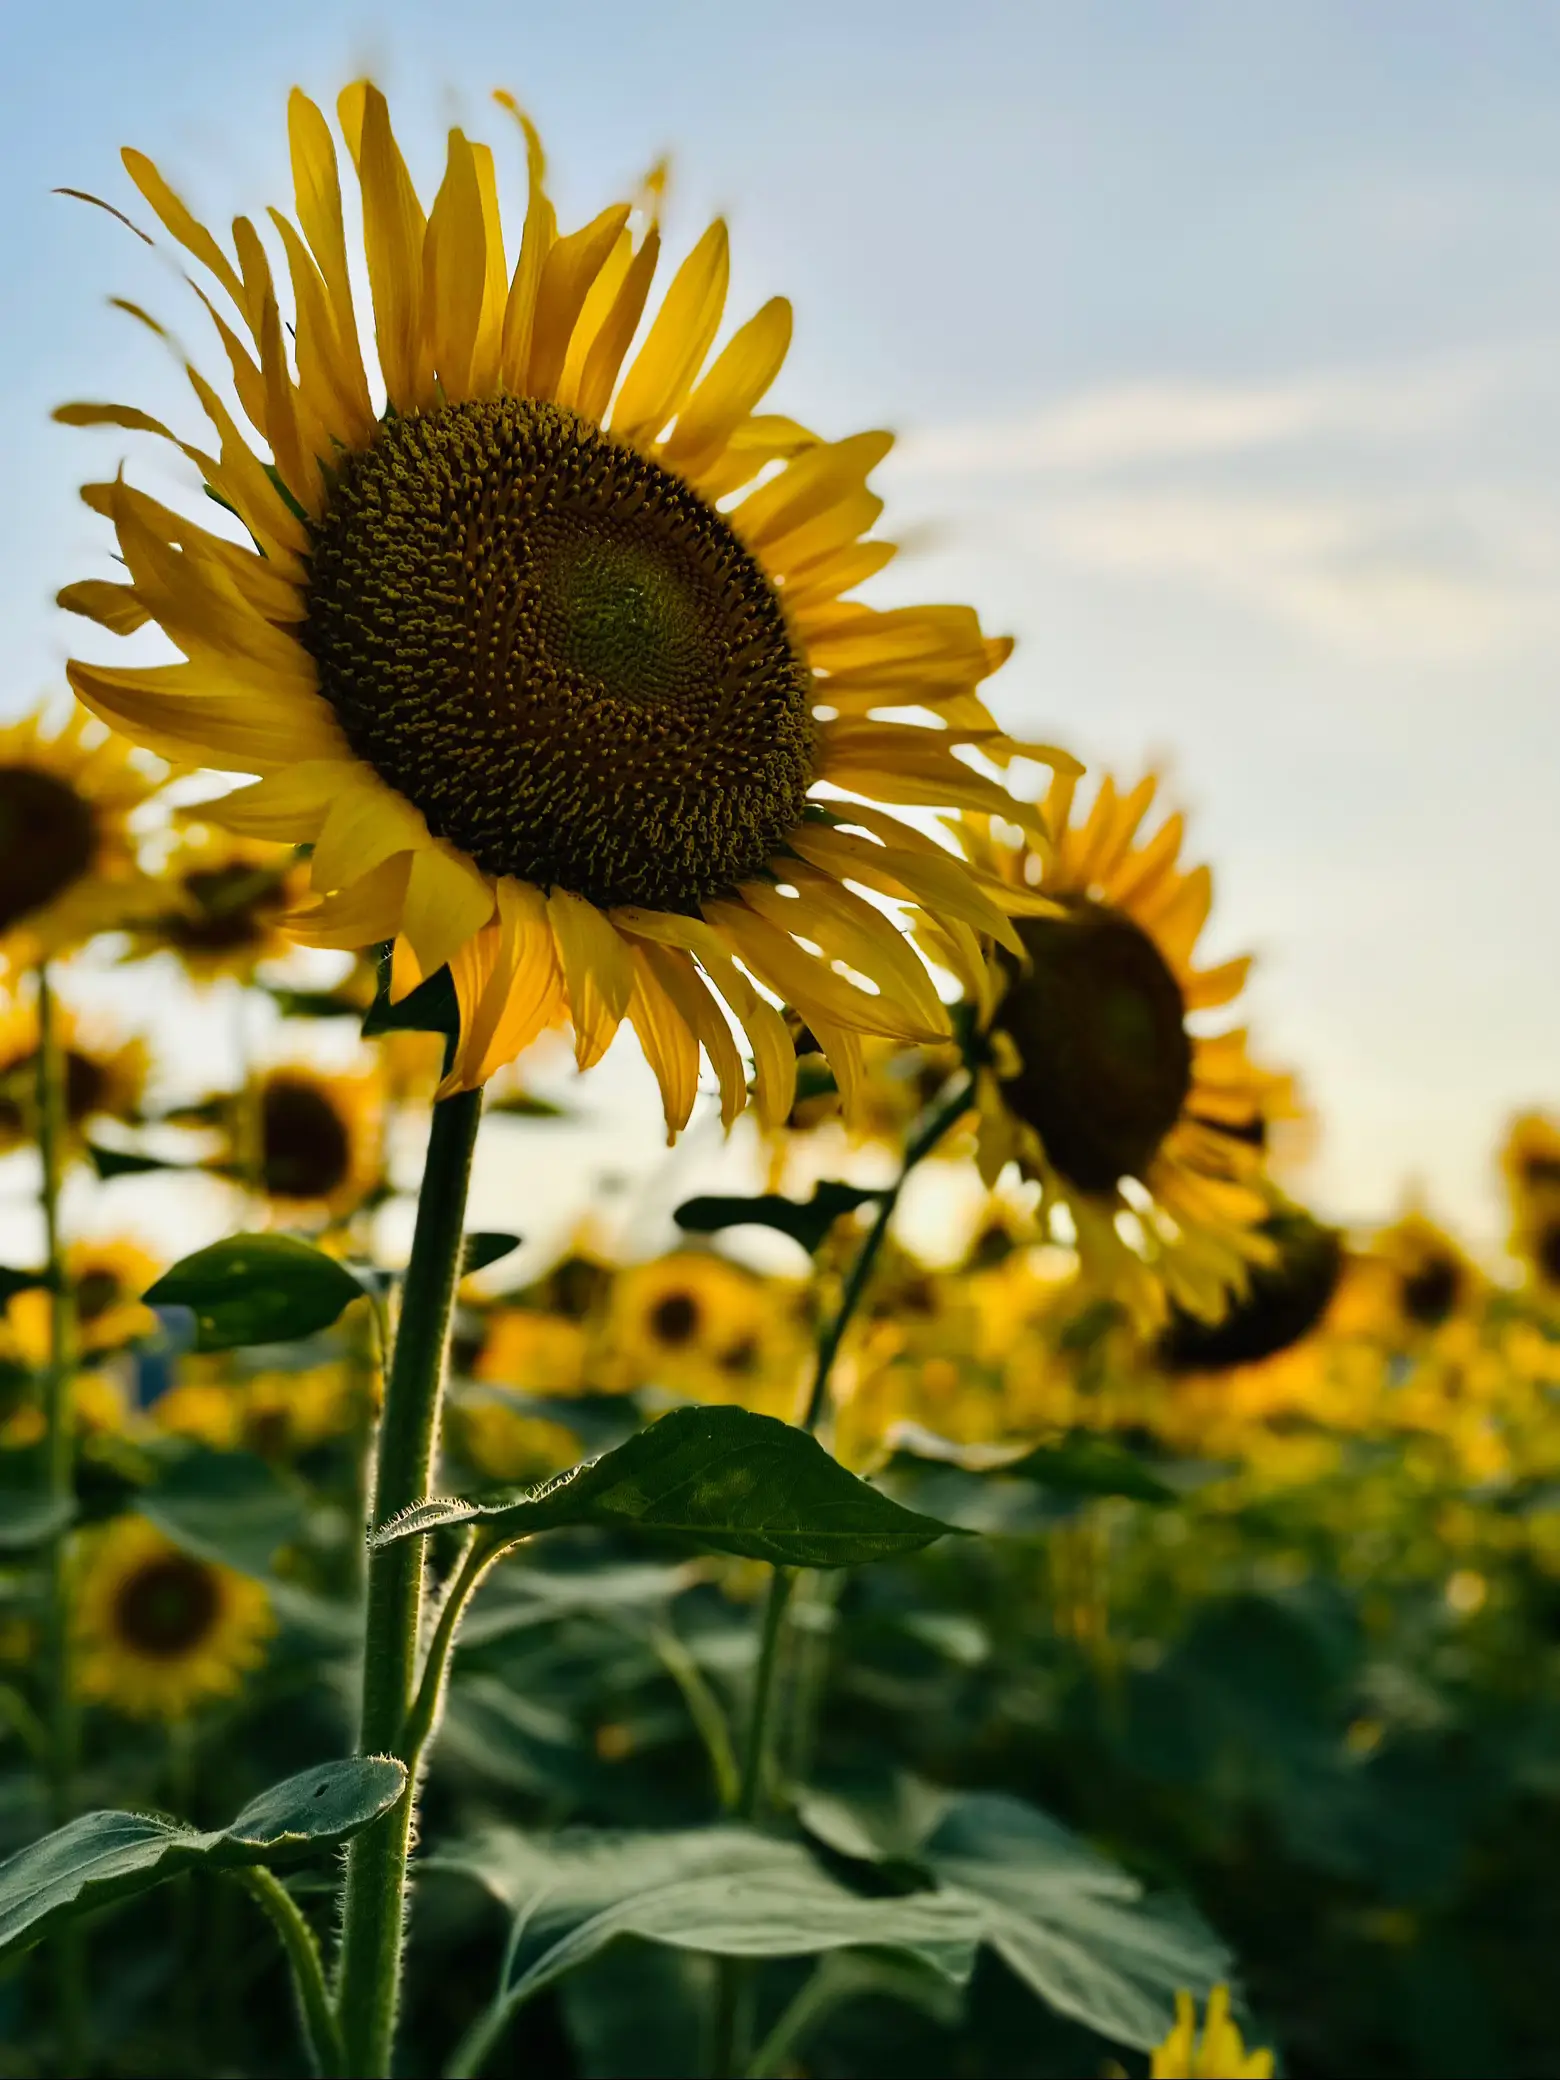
[234,1866,346,2077]
[334,1084,483,2078]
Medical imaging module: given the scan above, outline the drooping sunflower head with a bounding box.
[0,995,149,1156]
[1347,1209,1479,1340]
[250,1060,382,1217]
[74,1514,274,1721]
[129,825,307,982]
[936,773,1281,1329]
[1156,1208,1344,1375]
[61,82,1075,1136]
[0,703,164,976]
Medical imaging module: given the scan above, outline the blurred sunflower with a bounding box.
[473,1307,589,1396]
[5,1235,159,1365]
[1150,1986,1274,2079]
[74,1515,273,1719]
[1156,1207,1343,1377]
[127,825,307,982]
[606,1250,797,1410]
[61,82,1073,1133]
[149,1378,242,1452]
[764,1021,966,1187]
[251,1061,382,1217]
[0,703,163,977]
[447,1390,582,1483]
[1352,1210,1480,1339]
[241,1364,358,1456]
[936,773,1281,1327]
[1501,1112,1560,1294]
[0,997,148,1154]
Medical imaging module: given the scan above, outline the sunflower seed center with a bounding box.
[0,765,97,935]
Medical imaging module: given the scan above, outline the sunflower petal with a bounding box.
[401,843,496,979]
[547,888,634,1069]
[612,218,729,442]
[342,81,428,411]
[636,940,747,1130]
[56,580,150,635]
[526,204,632,402]
[626,945,702,1142]
[663,295,792,469]
[68,659,342,772]
[285,854,411,948]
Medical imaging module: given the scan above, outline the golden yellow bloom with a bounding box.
[242,1364,359,1455]
[0,996,149,1155]
[0,703,163,976]
[74,1515,274,1720]
[251,1060,382,1217]
[1501,1111,1560,1294]
[1352,1210,1480,1340]
[763,1025,966,1189]
[447,1390,581,1482]
[5,1235,160,1365]
[940,773,1283,1327]
[1150,1987,1273,2079]
[149,1378,242,1451]
[60,83,1073,1132]
[606,1251,800,1411]
[126,824,308,982]
[474,1307,590,1396]
[0,1366,131,1451]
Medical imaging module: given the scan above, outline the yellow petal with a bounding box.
[526,204,632,402]
[56,579,149,635]
[733,431,893,552]
[747,871,949,1039]
[626,944,701,1142]
[285,854,411,948]
[443,877,563,1090]
[311,770,431,890]
[635,940,746,1130]
[547,887,634,1069]
[120,148,247,314]
[466,141,510,397]
[67,658,342,772]
[611,218,729,442]
[191,762,344,840]
[495,94,555,389]
[423,128,489,402]
[704,896,931,1043]
[343,81,428,410]
[662,295,791,470]
[288,89,367,403]
[573,227,662,423]
[400,843,496,979]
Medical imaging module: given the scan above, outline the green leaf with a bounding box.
[87,1142,181,1181]
[0,1757,405,1959]
[374,1405,958,1568]
[437,1826,980,2076]
[261,983,370,1021]
[487,1091,568,1118]
[1002,1434,1176,1504]
[361,956,459,1038]
[923,1792,1228,2051]
[139,1447,310,1581]
[0,1265,46,1306]
[0,1490,75,1551]
[673,1180,883,1256]
[145,1233,367,1350]
[462,1232,523,1277]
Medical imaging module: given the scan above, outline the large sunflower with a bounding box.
[60,83,1070,1131]
[935,773,1283,1326]
[0,703,163,976]
[74,1514,274,1721]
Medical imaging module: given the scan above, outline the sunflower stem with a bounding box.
[334,1083,483,2078]
[710,1566,793,2077]
[35,965,85,2074]
[234,1866,346,2077]
[801,1076,972,1433]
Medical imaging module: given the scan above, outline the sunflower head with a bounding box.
[131,826,307,982]
[0,996,149,1156]
[248,1060,383,1217]
[1156,1208,1343,1374]
[942,774,1278,1329]
[1500,1112,1560,1293]
[0,704,163,975]
[1350,1210,1479,1340]
[5,1236,159,1366]
[61,81,1073,1131]
[606,1250,800,1412]
[74,1515,274,1720]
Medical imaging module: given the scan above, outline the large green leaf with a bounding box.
[0,1757,404,1959]
[145,1234,368,1350]
[674,1180,883,1256]
[374,1405,958,1568]
[436,1826,980,2076]
[0,1490,74,1551]
[1000,1434,1176,1504]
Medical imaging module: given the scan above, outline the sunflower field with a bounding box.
[1,74,1558,2080]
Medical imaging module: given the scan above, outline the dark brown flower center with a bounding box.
[649,1291,701,1347]
[114,1552,221,1658]
[1400,1253,1462,1327]
[995,901,1192,1193]
[260,1075,353,1201]
[1537,1218,1560,1288]
[0,765,97,935]
[75,1269,125,1324]
[1520,1152,1560,1193]
[164,864,287,956]
[1158,1211,1342,1373]
[303,398,816,911]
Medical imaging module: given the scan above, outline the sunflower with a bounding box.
[1501,1112,1560,1294]
[0,702,164,977]
[0,996,149,1154]
[5,1235,160,1366]
[1350,1209,1480,1340]
[127,824,308,982]
[60,83,1073,1136]
[249,1060,382,1218]
[936,773,1283,1327]
[762,1022,966,1188]
[1150,1987,1274,2080]
[446,1390,582,1483]
[605,1250,800,1411]
[74,1514,274,1720]
[473,1307,590,1396]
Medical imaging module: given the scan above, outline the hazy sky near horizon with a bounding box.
[2,1,1558,1256]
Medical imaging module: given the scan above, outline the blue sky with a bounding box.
[3,2,1559,1253]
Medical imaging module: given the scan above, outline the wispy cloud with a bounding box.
[894,351,1531,476]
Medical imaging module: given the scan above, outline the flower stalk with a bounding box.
[333,1083,483,2077]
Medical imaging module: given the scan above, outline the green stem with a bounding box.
[233,1866,346,2078]
[801,1077,972,1433]
[650,1620,740,1812]
[710,1568,793,2078]
[334,1085,483,2078]
[398,1530,496,1772]
[36,966,84,2075]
